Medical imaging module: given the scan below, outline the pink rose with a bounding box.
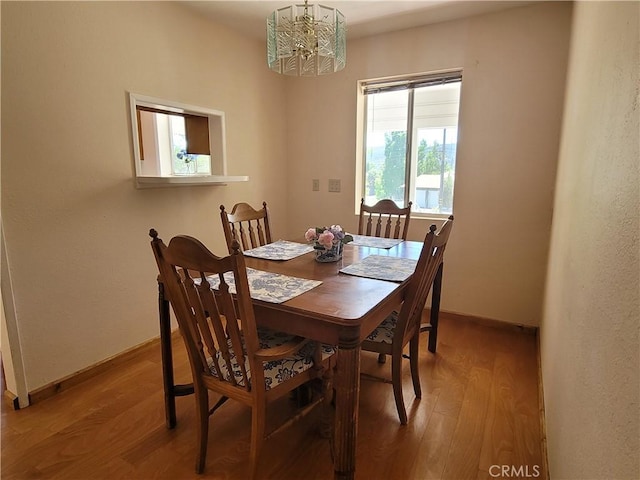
[305,228,317,242]
[318,231,335,249]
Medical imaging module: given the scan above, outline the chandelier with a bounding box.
[267,0,346,76]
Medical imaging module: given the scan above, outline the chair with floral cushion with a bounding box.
[358,198,413,240]
[149,230,335,477]
[220,201,272,252]
[359,198,413,363]
[360,216,453,424]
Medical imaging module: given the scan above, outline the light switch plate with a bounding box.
[312,179,320,191]
[328,179,341,193]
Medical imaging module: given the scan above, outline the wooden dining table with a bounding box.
[155,238,441,479]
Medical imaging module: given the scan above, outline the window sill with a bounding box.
[136,175,249,188]
[411,212,453,221]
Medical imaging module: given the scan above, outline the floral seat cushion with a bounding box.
[208,328,336,390]
[366,310,399,344]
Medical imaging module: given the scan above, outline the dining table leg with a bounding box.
[158,279,194,430]
[428,262,443,353]
[333,336,361,480]
[158,281,178,429]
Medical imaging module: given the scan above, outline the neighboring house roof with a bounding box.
[416,174,443,189]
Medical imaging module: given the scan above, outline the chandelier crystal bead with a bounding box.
[267,0,346,76]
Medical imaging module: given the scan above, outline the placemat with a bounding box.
[339,255,417,283]
[242,240,314,261]
[349,234,404,249]
[203,267,322,303]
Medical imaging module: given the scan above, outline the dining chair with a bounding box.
[358,198,413,364]
[358,198,413,240]
[361,215,454,425]
[220,201,272,252]
[149,230,335,477]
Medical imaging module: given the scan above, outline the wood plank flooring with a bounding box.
[1,314,543,479]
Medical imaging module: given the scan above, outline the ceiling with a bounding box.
[181,1,534,40]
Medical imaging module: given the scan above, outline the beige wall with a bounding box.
[285,2,572,327]
[1,1,288,391]
[541,2,640,478]
[2,2,574,394]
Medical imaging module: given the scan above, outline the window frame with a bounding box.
[357,70,462,218]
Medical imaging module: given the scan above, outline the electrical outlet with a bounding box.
[312,179,320,191]
[328,179,341,193]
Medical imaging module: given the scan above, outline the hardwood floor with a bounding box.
[1,314,543,479]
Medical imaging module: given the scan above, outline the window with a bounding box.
[359,71,462,216]
[129,93,247,187]
[167,115,211,175]
[137,107,212,176]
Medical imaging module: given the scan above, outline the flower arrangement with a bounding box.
[305,225,353,250]
[177,149,198,164]
[305,225,353,262]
